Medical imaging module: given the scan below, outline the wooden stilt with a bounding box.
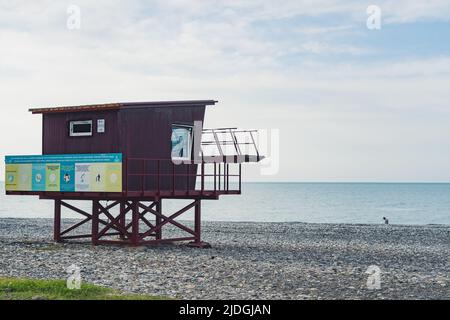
[156,200,162,240]
[195,200,201,242]
[131,201,139,246]
[119,201,126,240]
[48,198,209,248]
[92,200,99,245]
[54,199,62,243]
[189,199,211,248]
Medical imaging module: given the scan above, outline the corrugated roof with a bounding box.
[29,100,218,114]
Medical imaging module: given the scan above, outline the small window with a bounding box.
[171,125,193,160]
[70,120,93,137]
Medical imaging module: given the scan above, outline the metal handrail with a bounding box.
[124,158,242,195]
[201,128,261,159]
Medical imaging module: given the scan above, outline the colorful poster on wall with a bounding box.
[5,154,122,193]
[5,163,33,191]
[32,163,46,191]
[45,163,60,192]
[75,163,91,192]
[60,162,75,192]
[5,164,18,191]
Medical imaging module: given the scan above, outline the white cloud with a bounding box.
[380,0,450,24]
[296,25,354,35]
[1,1,450,181]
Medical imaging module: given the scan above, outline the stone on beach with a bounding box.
[0,218,448,300]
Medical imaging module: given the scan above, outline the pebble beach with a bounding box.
[0,218,449,300]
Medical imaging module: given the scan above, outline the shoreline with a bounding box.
[0,216,449,228]
[0,218,449,299]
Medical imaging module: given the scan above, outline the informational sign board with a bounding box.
[5,153,122,193]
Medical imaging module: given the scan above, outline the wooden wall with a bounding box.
[120,106,206,191]
[41,104,207,192]
[42,110,120,155]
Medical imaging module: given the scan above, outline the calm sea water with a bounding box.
[0,183,449,225]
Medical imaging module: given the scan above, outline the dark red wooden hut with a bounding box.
[5,100,262,247]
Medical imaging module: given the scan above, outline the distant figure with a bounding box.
[383,217,389,225]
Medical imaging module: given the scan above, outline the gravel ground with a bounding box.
[0,218,449,300]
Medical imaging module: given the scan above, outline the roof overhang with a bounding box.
[29,100,218,114]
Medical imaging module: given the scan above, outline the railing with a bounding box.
[201,128,260,159]
[124,158,242,196]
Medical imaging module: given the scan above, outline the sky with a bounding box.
[1,0,450,182]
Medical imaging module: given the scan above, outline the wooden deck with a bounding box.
[6,189,241,200]
[5,158,243,200]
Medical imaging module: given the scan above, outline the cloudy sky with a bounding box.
[1,0,450,182]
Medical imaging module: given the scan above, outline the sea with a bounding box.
[0,183,449,225]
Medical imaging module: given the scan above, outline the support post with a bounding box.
[195,200,201,242]
[51,198,210,248]
[189,199,211,248]
[92,200,99,245]
[156,200,162,240]
[54,199,62,243]
[119,201,126,240]
[131,201,140,246]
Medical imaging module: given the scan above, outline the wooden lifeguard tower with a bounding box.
[4,100,262,247]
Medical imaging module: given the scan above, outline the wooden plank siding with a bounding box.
[41,104,207,194]
[43,110,120,155]
[120,106,206,192]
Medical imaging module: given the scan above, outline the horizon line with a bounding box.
[1,181,449,184]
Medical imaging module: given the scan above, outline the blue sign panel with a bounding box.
[5,153,122,193]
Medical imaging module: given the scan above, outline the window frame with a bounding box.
[171,124,193,161]
[69,120,93,137]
